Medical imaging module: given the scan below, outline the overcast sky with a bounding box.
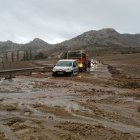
[0,0,140,44]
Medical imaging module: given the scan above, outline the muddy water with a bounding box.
[0,64,140,140]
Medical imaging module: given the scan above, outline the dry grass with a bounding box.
[99,53,140,78]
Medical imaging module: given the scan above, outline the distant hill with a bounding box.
[0,40,20,52]
[25,38,51,51]
[56,28,140,49]
[0,38,51,52]
[0,28,140,54]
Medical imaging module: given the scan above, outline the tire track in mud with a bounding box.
[2,92,140,137]
[16,101,140,135]
[1,99,140,137]
[65,102,140,135]
[1,94,140,138]
[0,122,18,140]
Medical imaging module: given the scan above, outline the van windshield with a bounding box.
[56,61,72,67]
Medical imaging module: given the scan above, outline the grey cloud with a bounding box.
[0,0,140,44]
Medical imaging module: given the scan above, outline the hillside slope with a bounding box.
[0,38,51,52]
[56,28,140,49]
[0,28,140,53]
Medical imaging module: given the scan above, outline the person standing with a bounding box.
[87,58,91,72]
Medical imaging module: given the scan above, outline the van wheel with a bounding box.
[69,71,73,76]
[52,72,56,77]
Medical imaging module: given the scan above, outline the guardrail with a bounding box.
[0,64,55,78]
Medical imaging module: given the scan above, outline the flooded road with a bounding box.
[0,63,140,140]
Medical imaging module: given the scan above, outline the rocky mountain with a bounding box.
[0,38,51,52]
[0,28,140,53]
[56,28,140,49]
[25,38,51,51]
[0,40,20,52]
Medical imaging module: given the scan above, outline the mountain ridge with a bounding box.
[57,28,140,49]
[0,28,140,52]
[0,38,51,52]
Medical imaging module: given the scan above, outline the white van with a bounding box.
[52,59,78,76]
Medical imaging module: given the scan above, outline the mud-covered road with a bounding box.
[0,63,140,140]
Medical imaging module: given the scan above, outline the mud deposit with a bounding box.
[0,63,140,140]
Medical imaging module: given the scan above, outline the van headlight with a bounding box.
[53,68,57,71]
